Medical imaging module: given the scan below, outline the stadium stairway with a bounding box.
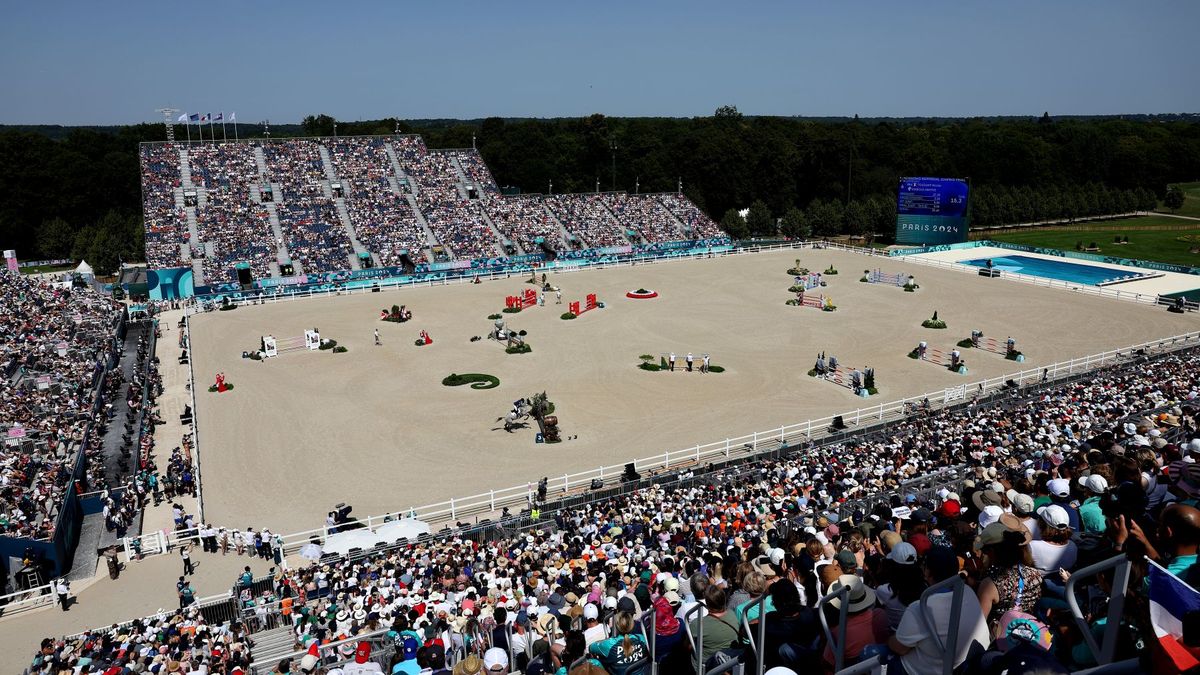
[448,154,474,200]
[655,195,690,239]
[191,259,204,286]
[263,203,292,266]
[598,197,637,245]
[383,142,415,198]
[252,145,271,185]
[404,192,442,260]
[542,201,586,249]
[477,206,522,256]
[332,199,365,270]
[247,625,297,669]
[316,143,340,184]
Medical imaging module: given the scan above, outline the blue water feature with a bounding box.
[959,254,1147,286]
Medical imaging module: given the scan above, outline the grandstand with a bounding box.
[138,136,724,286]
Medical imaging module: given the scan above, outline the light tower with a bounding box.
[156,107,180,143]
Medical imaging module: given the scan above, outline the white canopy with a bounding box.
[322,528,382,555]
[74,260,94,276]
[374,518,431,544]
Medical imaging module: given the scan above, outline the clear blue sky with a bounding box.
[1,0,1196,125]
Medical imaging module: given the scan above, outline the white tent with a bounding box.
[374,519,431,544]
[74,260,94,277]
[322,528,383,555]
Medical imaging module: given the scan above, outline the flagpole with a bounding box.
[221,113,227,142]
[185,119,191,144]
[233,113,238,141]
[198,118,203,144]
[208,115,214,144]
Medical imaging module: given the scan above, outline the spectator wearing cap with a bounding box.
[1028,505,1077,576]
[1079,475,1109,534]
[822,574,888,669]
[482,647,509,674]
[1046,478,1082,531]
[389,633,420,675]
[886,547,990,675]
[874,542,925,631]
[906,508,934,557]
[343,642,382,675]
[418,642,449,675]
[581,603,606,647]
[1010,493,1040,541]
[975,516,1042,636]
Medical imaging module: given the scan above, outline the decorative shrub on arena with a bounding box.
[1006,349,1024,361]
[332,346,348,353]
[957,339,975,348]
[442,373,500,389]
[788,285,807,293]
[561,312,577,320]
[921,311,947,329]
[208,383,234,392]
[506,343,532,354]
[708,365,725,373]
[785,299,801,306]
[248,351,262,361]
[822,303,837,311]
[786,260,809,275]
[824,265,838,275]
[638,354,660,371]
[502,306,522,314]
[318,339,338,350]
[860,270,870,282]
[488,313,502,320]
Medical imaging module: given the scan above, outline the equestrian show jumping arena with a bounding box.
[187,245,1197,533]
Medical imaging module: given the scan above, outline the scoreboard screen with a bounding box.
[895,177,969,245]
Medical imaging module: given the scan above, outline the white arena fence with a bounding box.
[118,327,1200,565]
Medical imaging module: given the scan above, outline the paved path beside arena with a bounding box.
[184,248,1195,533]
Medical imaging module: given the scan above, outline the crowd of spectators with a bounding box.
[196,192,276,283]
[140,144,187,269]
[452,149,500,197]
[484,196,563,254]
[657,193,725,240]
[58,340,1198,673]
[602,194,684,244]
[545,194,630,248]
[142,139,728,277]
[1,271,123,540]
[277,199,355,274]
[264,141,328,204]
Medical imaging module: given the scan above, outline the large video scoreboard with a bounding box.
[895,177,969,245]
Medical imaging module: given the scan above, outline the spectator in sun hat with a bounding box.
[822,575,888,669]
[975,516,1041,635]
[481,647,509,674]
[1046,478,1082,530]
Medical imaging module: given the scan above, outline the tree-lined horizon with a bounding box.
[1,110,1197,274]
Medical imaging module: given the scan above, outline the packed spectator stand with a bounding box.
[658,193,725,240]
[602,193,684,244]
[276,199,355,275]
[485,195,564,254]
[452,149,501,197]
[141,144,187,270]
[35,340,1200,674]
[0,271,124,541]
[545,194,631,248]
[141,136,724,283]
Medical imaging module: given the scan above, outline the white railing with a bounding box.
[120,326,1200,561]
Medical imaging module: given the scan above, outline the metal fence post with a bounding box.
[450,497,456,520]
[725,438,730,458]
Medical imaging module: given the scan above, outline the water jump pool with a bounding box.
[960,254,1156,286]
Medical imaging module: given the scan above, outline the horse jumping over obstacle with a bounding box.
[261,330,320,358]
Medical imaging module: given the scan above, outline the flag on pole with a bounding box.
[177,113,188,122]
[213,113,223,122]
[229,112,236,121]
[200,113,210,122]
[1148,558,1200,671]
[189,114,200,122]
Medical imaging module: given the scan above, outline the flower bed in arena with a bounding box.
[626,288,658,299]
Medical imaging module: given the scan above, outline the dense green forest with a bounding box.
[1,110,1197,273]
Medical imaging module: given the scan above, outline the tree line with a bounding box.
[1,111,1197,273]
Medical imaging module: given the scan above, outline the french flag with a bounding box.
[1149,559,1200,671]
